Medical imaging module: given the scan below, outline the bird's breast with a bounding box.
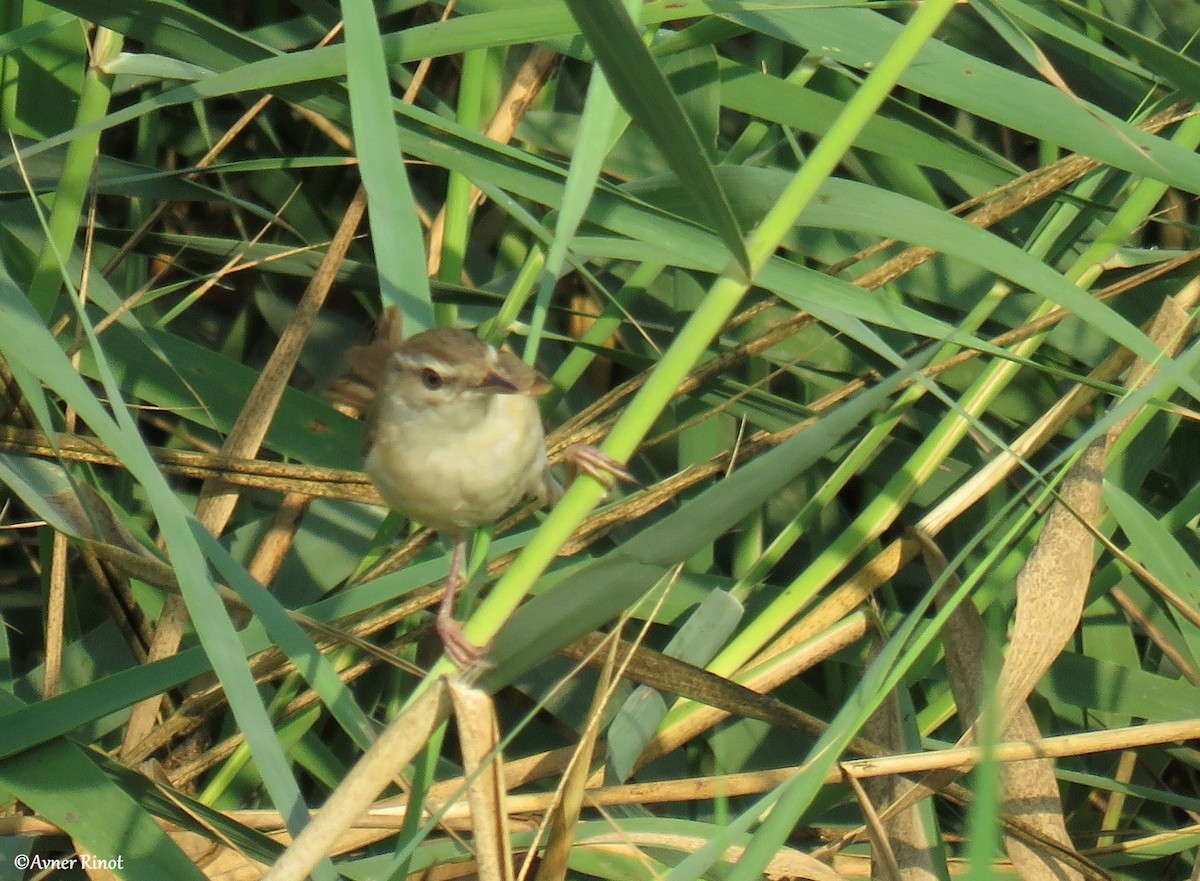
[365,393,548,534]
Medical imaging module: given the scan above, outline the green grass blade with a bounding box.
[562,0,749,273]
[340,0,434,329]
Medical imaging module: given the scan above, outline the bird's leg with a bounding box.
[562,444,637,490]
[435,534,488,667]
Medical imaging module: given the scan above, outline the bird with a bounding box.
[349,322,634,665]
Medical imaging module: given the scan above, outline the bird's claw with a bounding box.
[436,613,494,670]
[562,444,638,490]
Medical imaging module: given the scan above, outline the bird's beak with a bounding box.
[479,370,520,394]
[483,352,553,397]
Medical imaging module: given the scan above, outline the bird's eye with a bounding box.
[420,368,444,390]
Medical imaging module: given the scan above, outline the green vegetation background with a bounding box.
[2,0,1200,878]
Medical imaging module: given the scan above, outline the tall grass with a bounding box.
[2,1,1199,878]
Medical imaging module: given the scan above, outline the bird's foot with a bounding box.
[562,444,637,490]
[436,612,493,670]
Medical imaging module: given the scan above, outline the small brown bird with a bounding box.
[352,323,633,665]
